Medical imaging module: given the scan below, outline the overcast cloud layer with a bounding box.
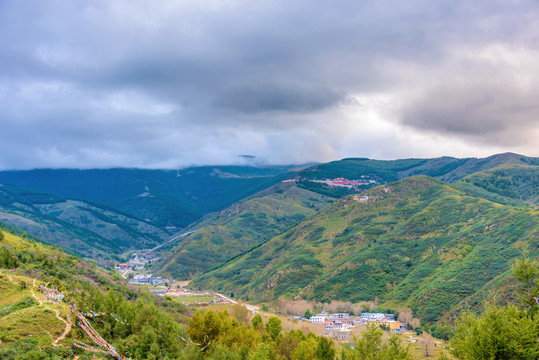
[0,0,537,169]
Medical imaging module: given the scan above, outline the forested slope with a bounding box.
[0,182,170,259]
[156,182,333,279]
[192,176,538,325]
[0,166,300,229]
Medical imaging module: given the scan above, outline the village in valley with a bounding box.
[289,311,408,342]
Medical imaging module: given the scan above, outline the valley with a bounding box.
[0,153,537,359]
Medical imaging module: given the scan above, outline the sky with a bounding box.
[0,0,538,169]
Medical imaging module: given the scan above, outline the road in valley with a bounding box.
[145,230,197,254]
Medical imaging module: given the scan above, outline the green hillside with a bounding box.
[0,166,301,229]
[453,165,538,206]
[297,153,538,197]
[192,176,538,325]
[0,227,193,359]
[0,182,170,259]
[155,182,333,279]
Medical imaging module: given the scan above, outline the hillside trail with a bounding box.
[51,308,71,346]
[30,278,72,347]
[31,278,43,305]
[5,273,17,285]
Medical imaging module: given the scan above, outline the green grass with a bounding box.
[0,306,65,348]
[172,294,220,303]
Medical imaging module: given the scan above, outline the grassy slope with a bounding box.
[156,182,333,279]
[192,176,538,325]
[0,229,190,358]
[0,231,78,350]
[0,182,170,259]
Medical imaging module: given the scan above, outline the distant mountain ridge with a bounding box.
[0,153,535,268]
[0,166,302,230]
[0,182,169,259]
[297,152,538,197]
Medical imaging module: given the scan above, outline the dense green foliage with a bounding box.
[450,257,539,359]
[0,182,170,259]
[0,166,300,229]
[454,165,538,206]
[156,183,332,279]
[341,323,413,360]
[193,176,538,326]
[0,229,190,359]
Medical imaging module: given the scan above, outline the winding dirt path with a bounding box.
[31,278,44,305]
[5,273,17,285]
[51,308,71,346]
[30,278,72,346]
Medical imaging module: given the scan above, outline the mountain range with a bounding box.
[0,152,537,326]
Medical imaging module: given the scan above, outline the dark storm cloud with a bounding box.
[0,0,538,169]
[213,84,344,113]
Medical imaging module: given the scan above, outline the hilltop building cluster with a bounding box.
[282,175,380,190]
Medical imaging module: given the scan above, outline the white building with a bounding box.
[309,315,328,323]
[330,313,350,320]
[360,312,386,321]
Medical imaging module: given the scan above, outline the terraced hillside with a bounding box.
[156,182,333,279]
[192,175,539,325]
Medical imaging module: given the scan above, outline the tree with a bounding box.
[248,342,277,360]
[292,338,317,360]
[277,330,305,360]
[316,336,335,360]
[512,255,539,318]
[0,230,4,242]
[420,333,433,358]
[450,256,539,360]
[233,304,250,325]
[304,309,313,319]
[252,314,263,331]
[383,333,414,360]
[451,303,538,360]
[344,323,414,360]
[265,316,282,340]
[351,323,383,360]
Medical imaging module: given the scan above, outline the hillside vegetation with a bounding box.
[0,182,170,259]
[453,165,538,206]
[298,153,538,197]
[0,227,193,359]
[192,176,538,325]
[156,182,333,279]
[0,166,301,229]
